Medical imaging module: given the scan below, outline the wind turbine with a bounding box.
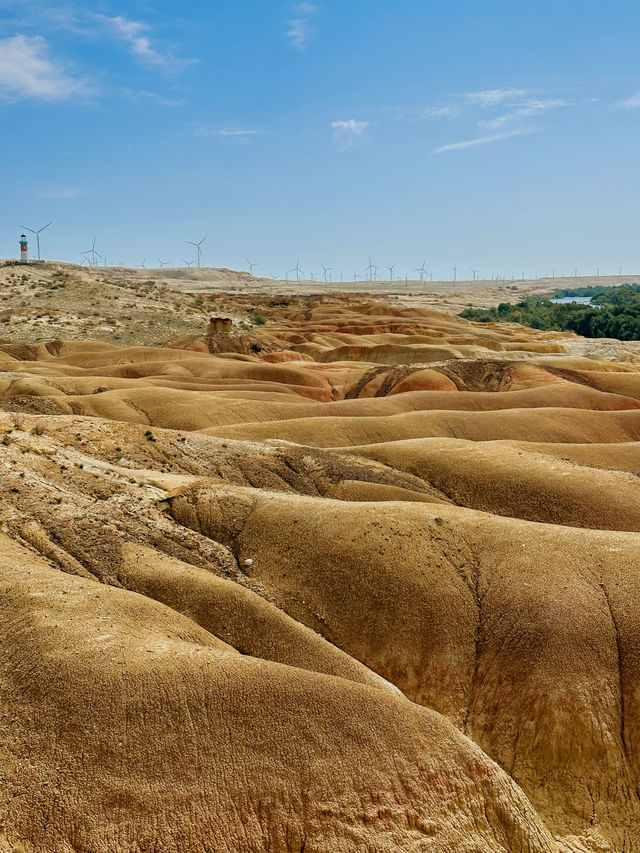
[289,260,303,282]
[187,236,207,268]
[247,259,258,275]
[470,268,480,281]
[22,222,51,261]
[81,237,99,267]
[181,258,195,268]
[364,257,376,282]
[157,257,169,268]
[452,265,458,283]
[413,259,428,282]
[386,263,397,282]
[140,259,147,269]
[321,263,332,282]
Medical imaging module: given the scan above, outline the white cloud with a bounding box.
[462,88,528,106]
[481,98,570,129]
[95,15,164,65]
[331,119,370,149]
[617,92,640,110]
[427,89,573,153]
[194,126,269,144]
[125,89,185,107]
[0,34,91,101]
[434,128,534,154]
[286,3,318,50]
[402,105,461,120]
[94,14,194,72]
[36,187,84,199]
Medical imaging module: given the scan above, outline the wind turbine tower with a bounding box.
[22,222,51,261]
[81,238,99,267]
[387,264,397,282]
[247,260,258,275]
[365,257,376,282]
[187,237,207,268]
[321,264,332,283]
[413,260,428,282]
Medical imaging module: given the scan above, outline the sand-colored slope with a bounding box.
[0,533,556,853]
[121,543,401,692]
[168,486,640,849]
[348,437,640,529]
[205,406,640,446]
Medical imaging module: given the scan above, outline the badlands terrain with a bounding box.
[1,261,640,851]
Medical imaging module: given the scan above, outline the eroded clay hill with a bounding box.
[1,294,640,852]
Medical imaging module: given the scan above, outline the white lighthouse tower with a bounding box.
[19,234,29,264]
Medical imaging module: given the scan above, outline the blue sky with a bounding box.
[2,0,640,279]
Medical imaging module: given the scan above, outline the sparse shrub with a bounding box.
[31,421,45,436]
[11,413,25,430]
[249,313,266,325]
[144,430,156,442]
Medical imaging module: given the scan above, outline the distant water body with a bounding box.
[551,296,594,305]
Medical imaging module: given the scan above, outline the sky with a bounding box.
[2,0,640,280]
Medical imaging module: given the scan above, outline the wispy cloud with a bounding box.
[616,91,640,110]
[194,126,269,144]
[94,15,173,70]
[420,87,574,153]
[481,98,570,130]
[91,14,195,73]
[401,104,461,120]
[36,187,84,199]
[286,3,318,50]
[461,88,528,106]
[124,88,185,107]
[434,128,534,154]
[0,34,91,101]
[331,119,370,149]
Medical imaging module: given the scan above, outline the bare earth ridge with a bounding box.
[1,265,640,852]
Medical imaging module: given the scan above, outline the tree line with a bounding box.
[459,285,640,341]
